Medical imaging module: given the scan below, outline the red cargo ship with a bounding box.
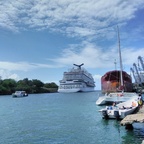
[101,70,133,94]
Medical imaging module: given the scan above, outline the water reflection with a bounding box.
[121,123,144,144]
[100,119,123,143]
[100,118,144,144]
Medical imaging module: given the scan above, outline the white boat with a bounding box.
[12,91,28,98]
[58,63,95,93]
[96,92,138,105]
[96,26,137,105]
[99,98,138,120]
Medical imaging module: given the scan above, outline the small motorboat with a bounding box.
[12,91,28,98]
[99,98,138,120]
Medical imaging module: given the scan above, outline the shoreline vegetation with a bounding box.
[0,78,58,95]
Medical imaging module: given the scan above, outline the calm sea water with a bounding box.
[0,91,144,144]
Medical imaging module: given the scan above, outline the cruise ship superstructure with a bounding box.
[58,64,95,93]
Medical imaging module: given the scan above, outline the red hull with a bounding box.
[101,70,133,93]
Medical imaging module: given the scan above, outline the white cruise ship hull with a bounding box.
[58,86,95,93]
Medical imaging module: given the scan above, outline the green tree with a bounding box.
[31,79,44,93]
[0,78,58,95]
[44,82,58,88]
[2,79,17,94]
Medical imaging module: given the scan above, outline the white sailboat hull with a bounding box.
[96,92,138,105]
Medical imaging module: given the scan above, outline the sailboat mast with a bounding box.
[114,59,117,70]
[117,26,124,88]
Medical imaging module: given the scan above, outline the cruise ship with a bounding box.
[58,64,95,93]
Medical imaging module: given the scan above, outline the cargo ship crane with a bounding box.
[130,67,138,83]
[138,56,144,83]
[133,63,141,84]
[138,56,144,70]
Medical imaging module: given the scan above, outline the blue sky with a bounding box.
[0,0,144,90]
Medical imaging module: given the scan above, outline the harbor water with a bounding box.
[0,91,144,144]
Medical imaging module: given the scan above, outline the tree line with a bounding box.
[0,78,58,95]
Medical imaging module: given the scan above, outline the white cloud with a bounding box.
[0,44,143,84]
[0,0,144,38]
[0,60,63,80]
[122,47,144,66]
[0,69,19,80]
[50,42,144,72]
[93,74,101,82]
[0,61,62,72]
[0,0,144,84]
[0,43,143,73]
[0,61,34,71]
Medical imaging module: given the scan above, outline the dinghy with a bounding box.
[99,98,138,120]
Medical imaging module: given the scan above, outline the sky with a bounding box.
[0,0,144,90]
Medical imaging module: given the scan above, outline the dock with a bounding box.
[120,105,144,129]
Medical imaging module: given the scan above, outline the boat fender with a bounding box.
[114,110,120,120]
[132,101,137,107]
[138,99,143,106]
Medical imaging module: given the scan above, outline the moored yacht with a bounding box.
[96,26,137,105]
[12,91,28,98]
[99,98,138,120]
[58,64,95,93]
[96,92,138,105]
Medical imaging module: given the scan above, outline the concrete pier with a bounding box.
[120,97,144,143]
[120,114,144,125]
[120,105,144,127]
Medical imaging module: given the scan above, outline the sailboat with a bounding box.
[96,26,138,106]
[101,26,133,94]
